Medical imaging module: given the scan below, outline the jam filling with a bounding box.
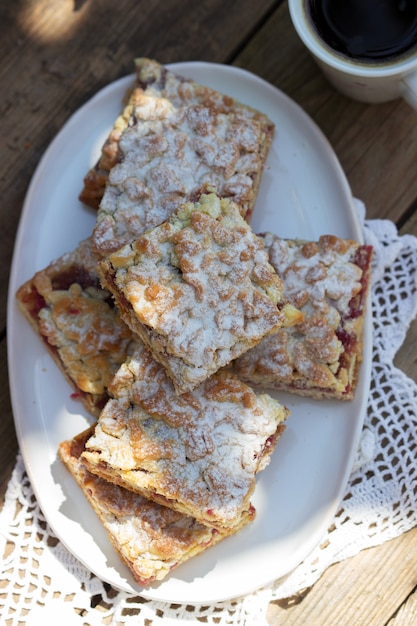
[20,286,47,320]
[51,264,100,291]
[21,265,112,410]
[283,245,372,395]
[335,245,372,390]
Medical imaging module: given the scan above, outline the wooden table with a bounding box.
[1,1,416,623]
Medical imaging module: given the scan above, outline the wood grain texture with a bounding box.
[395,210,417,381]
[0,338,17,506]
[267,527,417,626]
[389,587,417,626]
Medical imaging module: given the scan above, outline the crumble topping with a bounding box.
[233,233,372,398]
[99,193,289,394]
[91,58,274,255]
[268,234,363,316]
[16,239,134,408]
[81,341,288,528]
[60,428,247,585]
[36,282,133,396]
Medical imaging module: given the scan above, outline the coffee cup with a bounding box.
[288,0,417,109]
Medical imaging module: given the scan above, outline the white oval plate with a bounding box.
[7,62,372,604]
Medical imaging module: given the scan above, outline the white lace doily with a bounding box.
[1,202,417,626]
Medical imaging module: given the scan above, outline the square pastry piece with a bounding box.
[16,238,135,416]
[80,341,288,530]
[99,192,296,394]
[89,57,275,255]
[59,427,252,586]
[233,234,373,400]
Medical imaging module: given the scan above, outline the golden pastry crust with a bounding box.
[59,427,252,586]
[81,341,288,530]
[232,233,373,400]
[79,86,141,209]
[15,238,135,415]
[98,192,293,394]
[89,57,275,255]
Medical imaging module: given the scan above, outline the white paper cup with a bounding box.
[288,0,417,109]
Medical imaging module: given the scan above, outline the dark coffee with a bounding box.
[306,0,417,63]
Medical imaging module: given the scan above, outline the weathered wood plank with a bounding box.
[389,587,417,626]
[0,338,17,506]
[267,526,417,626]
[394,209,417,381]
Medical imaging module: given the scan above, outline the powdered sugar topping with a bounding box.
[83,340,288,525]
[101,194,286,392]
[92,59,274,255]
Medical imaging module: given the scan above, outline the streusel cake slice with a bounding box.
[15,238,135,416]
[81,341,288,530]
[59,427,253,586]
[89,58,275,255]
[98,192,299,394]
[233,233,373,400]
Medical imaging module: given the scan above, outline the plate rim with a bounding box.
[6,61,372,603]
